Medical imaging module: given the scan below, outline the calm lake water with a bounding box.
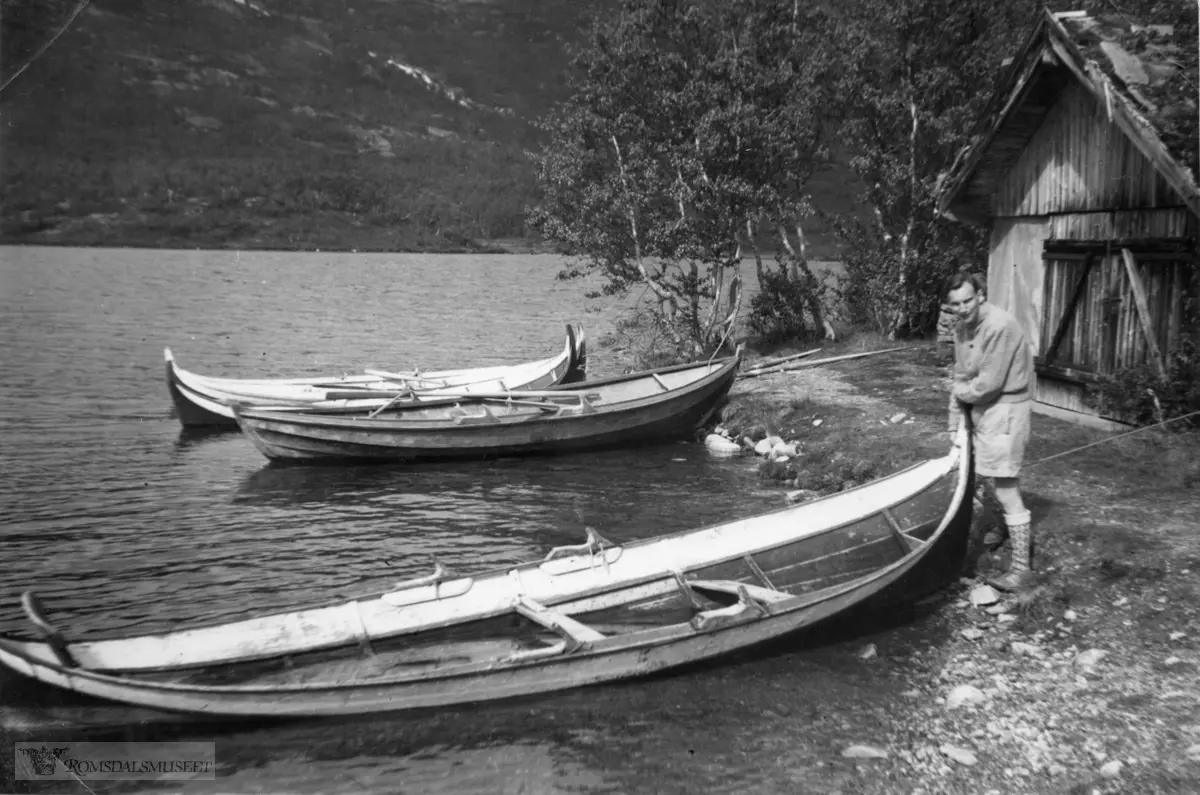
[0,246,947,795]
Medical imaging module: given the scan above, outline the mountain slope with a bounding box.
[0,0,855,255]
[1,0,616,250]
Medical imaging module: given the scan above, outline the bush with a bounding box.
[1090,337,1200,428]
[827,214,985,338]
[747,267,834,342]
[596,308,692,372]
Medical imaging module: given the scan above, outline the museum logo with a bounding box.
[15,742,216,780]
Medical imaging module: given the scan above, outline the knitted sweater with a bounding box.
[949,302,1034,424]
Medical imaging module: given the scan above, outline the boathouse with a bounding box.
[937,8,1199,426]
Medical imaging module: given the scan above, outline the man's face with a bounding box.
[947,283,983,326]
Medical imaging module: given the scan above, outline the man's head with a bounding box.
[944,270,986,326]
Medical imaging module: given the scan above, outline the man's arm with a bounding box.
[953,325,1017,405]
[947,389,964,431]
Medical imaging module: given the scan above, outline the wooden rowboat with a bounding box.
[0,426,974,718]
[232,354,741,463]
[165,324,587,428]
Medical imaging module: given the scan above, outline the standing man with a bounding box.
[945,271,1036,591]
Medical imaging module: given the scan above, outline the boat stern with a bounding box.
[563,324,588,384]
[164,350,240,429]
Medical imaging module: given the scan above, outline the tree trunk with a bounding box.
[892,55,919,339]
[610,135,686,347]
[747,218,765,289]
[711,265,743,356]
[779,221,835,340]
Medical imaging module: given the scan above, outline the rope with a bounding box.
[0,0,91,95]
[1025,409,1200,469]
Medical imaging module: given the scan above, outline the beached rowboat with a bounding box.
[0,426,973,717]
[165,324,587,428]
[232,354,741,463]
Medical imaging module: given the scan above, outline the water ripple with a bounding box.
[0,247,768,641]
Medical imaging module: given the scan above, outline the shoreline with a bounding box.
[718,342,1200,794]
[0,235,557,256]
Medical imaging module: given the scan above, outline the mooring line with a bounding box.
[1026,409,1200,469]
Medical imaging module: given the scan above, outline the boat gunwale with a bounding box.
[234,356,741,431]
[168,328,580,403]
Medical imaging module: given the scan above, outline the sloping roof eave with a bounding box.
[936,8,1200,226]
[935,13,1054,223]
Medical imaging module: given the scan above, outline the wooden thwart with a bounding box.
[688,579,791,604]
[515,597,606,648]
[687,581,777,632]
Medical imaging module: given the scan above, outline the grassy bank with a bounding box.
[710,338,1200,794]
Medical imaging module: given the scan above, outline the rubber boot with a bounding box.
[987,510,1034,592]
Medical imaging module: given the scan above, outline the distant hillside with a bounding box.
[0,0,857,255]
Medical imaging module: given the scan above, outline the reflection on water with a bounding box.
[180,741,617,795]
[0,246,781,639]
[4,248,759,637]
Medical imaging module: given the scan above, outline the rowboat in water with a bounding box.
[232,354,742,463]
[0,426,974,718]
[165,324,587,428]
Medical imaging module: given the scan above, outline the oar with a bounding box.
[322,389,419,401]
[367,389,418,418]
[363,368,449,387]
[476,397,565,412]
[309,382,391,391]
[404,389,601,401]
[366,392,596,419]
[363,368,419,380]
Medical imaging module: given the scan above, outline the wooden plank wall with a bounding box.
[981,71,1198,422]
[993,81,1180,216]
[988,217,1051,351]
[1039,254,1097,370]
[1037,375,1089,413]
[1039,252,1190,372]
[993,208,1194,417]
[1112,256,1189,371]
[1049,209,1193,239]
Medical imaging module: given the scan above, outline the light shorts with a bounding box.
[970,399,1032,478]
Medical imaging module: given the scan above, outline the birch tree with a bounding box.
[529,0,832,354]
[826,0,1035,337]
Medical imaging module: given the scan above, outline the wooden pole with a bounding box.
[738,346,910,378]
[744,348,822,372]
[1120,248,1169,380]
